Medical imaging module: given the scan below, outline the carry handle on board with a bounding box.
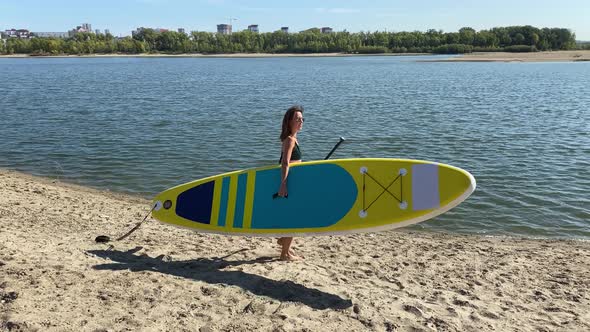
[272,137,345,199]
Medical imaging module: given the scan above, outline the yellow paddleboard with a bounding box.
[152,158,476,237]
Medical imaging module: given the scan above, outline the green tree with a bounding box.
[459,27,476,45]
[132,28,158,52]
[155,31,188,52]
[6,38,31,54]
[531,32,540,46]
[445,32,460,44]
[514,33,525,44]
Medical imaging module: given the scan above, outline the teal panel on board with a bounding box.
[251,164,357,229]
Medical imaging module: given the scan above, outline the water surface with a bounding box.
[1,56,588,238]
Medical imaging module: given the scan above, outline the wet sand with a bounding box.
[426,50,590,62]
[1,168,589,331]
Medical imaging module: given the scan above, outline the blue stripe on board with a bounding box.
[218,177,230,227]
[232,173,248,228]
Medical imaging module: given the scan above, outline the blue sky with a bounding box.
[2,0,589,40]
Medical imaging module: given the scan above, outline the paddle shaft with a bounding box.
[324,137,345,160]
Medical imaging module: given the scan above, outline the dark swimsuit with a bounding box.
[279,142,302,163]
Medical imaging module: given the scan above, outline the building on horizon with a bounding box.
[247,25,259,33]
[281,27,289,33]
[105,29,110,35]
[68,23,93,37]
[217,24,232,35]
[178,28,186,34]
[4,29,31,39]
[131,28,142,37]
[321,27,333,34]
[95,29,101,35]
[132,27,169,37]
[32,32,68,38]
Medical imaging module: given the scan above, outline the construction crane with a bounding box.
[227,17,237,34]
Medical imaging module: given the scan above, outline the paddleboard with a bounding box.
[151,158,476,236]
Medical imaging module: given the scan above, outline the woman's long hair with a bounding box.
[280,105,304,141]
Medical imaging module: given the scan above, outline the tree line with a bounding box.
[0,25,579,55]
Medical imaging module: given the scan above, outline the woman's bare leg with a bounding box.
[279,237,302,261]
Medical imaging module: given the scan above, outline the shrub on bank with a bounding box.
[390,47,408,53]
[472,47,504,52]
[356,46,389,54]
[504,45,538,52]
[432,44,473,54]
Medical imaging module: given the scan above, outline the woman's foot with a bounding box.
[280,252,303,261]
[277,238,300,254]
[278,237,303,261]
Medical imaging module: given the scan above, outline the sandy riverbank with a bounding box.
[0,52,424,59]
[427,50,590,62]
[1,168,588,331]
[2,51,590,62]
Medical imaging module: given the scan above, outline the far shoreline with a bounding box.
[0,52,429,59]
[1,50,590,62]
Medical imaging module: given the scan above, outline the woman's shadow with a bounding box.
[88,247,352,310]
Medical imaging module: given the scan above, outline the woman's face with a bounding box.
[291,111,304,133]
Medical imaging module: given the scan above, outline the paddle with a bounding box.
[324,137,345,160]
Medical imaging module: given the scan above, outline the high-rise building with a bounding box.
[281,27,289,33]
[95,29,101,35]
[131,28,143,37]
[105,29,110,35]
[247,25,259,33]
[217,24,232,35]
[321,27,333,34]
[178,28,186,34]
[68,23,93,37]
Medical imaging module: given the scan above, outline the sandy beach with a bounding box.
[428,50,590,62]
[1,168,589,331]
[0,53,421,59]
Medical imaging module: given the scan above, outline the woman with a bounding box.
[277,105,305,261]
